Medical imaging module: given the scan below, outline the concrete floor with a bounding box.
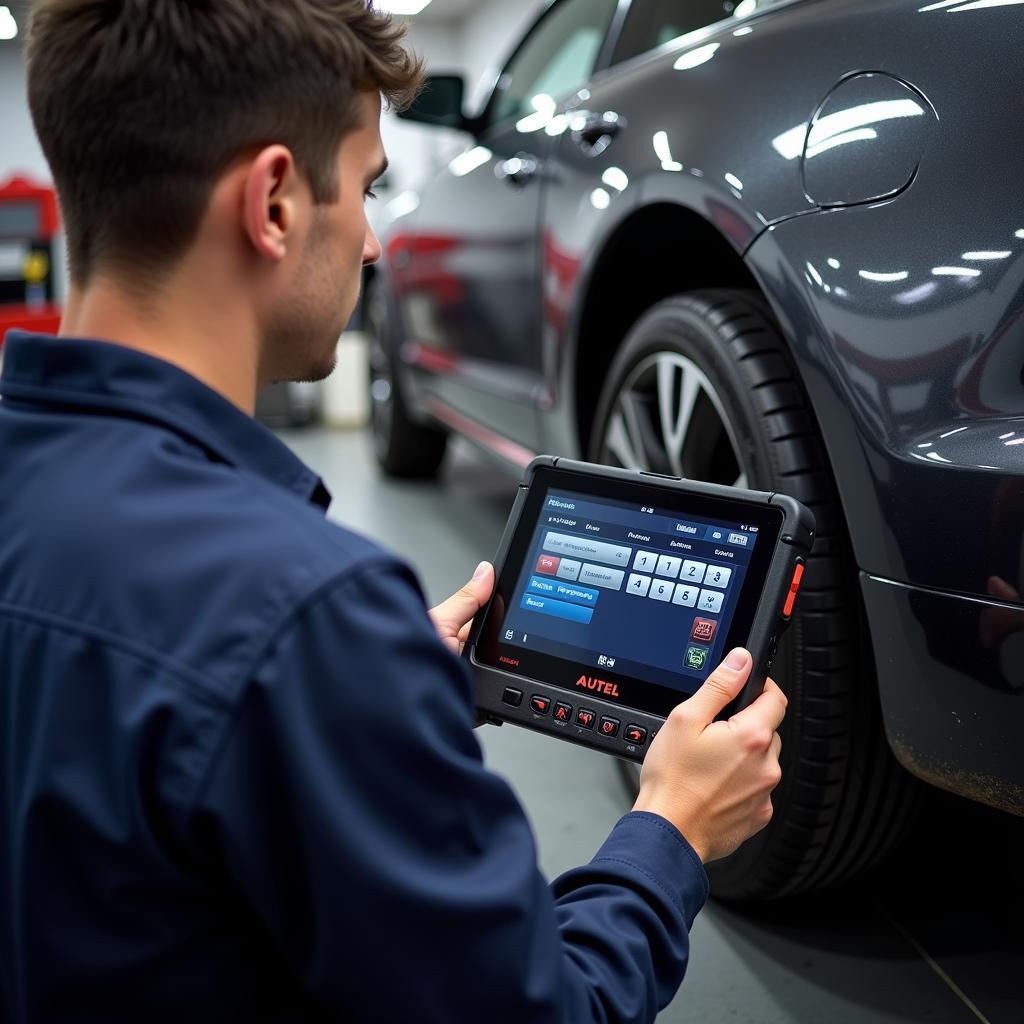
[280,427,1023,1024]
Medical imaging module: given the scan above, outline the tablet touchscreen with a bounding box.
[475,469,785,718]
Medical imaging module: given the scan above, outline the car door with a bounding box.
[395,0,620,451]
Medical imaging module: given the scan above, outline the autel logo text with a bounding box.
[576,674,620,698]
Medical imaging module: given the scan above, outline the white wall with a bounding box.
[0,44,48,184]
[0,1,552,202]
[378,19,466,199]
[376,0,549,202]
[459,0,549,114]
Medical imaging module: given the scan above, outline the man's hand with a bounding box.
[632,648,786,864]
[430,562,495,655]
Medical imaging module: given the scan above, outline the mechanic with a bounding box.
[0,2,786,1021]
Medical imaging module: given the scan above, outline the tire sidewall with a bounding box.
[589,294,812,897]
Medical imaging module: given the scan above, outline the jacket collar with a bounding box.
[0,332,331,510]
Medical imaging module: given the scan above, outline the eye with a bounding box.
[364,189,378,201]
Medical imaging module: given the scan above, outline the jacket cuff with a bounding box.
[590,811,709,927]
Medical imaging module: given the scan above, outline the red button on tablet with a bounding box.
[782,562,805,619]
[624,725,647,745]
[576,708,595,729]
[530,695,551,715]
[553,702,572,722]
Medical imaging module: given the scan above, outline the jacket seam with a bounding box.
[587,856,691,918]
[0,600,231,711]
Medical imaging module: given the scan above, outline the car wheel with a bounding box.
[366,280,448,479]
[589,289,920,900]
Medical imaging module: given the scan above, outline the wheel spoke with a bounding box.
[620,392,658,469]
[657,356,701,477]
[605,409,643,469]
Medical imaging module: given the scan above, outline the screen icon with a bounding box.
[504,629,514,641]
[691,617,717,644]
[536,554,560,575]
[685,646,710,671]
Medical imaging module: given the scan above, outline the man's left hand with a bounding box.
[430,562,495,656]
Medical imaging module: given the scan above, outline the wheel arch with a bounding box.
[571,202,761,457]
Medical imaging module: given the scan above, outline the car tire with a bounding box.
[589,290,920,900]
[366,280,448,479]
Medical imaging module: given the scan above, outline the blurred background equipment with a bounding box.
[0,174,62,345]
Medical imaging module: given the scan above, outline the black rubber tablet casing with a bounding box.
[463,457,815,763]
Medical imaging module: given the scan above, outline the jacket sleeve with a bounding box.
[193,561,708,1023]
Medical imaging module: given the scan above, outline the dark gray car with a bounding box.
[365,0,1024,899]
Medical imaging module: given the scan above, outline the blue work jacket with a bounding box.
[0,332,707,1023]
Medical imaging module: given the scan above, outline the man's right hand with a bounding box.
[632,648,786,864]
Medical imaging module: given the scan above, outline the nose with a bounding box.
[363,225,382,266]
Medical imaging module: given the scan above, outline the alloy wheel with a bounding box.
[597,352,748,487]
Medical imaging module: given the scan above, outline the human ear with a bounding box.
[242,145,300,262]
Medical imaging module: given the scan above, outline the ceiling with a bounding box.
[3,0,484,35]
[401,0,481,21]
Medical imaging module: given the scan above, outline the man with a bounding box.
[0,2,786,1021]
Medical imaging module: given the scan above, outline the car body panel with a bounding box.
[385,124,550,450]
[862,574,1024,814]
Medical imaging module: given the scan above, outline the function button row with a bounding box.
[521,698,651,751]
[576,712,649,747]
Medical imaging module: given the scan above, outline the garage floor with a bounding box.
[281,427,1023,1024]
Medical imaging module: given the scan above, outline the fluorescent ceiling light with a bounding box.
[674,43,719,70]
[0,6,18,40]
[448,146,491,178]
[806,127,878,160]
[859,269,909,283]
[601,167,629,192]
[652,131,683,172]
[945,0,1024,10]
[932,266,982,277]
[374,0,433,15]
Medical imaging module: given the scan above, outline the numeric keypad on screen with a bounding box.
[625,558,734,615]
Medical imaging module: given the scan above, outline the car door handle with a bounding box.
[496,154,539,187]
[573,111,624,156]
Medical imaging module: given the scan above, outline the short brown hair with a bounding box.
[27,0,423,284]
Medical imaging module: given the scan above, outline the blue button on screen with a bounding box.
[520,593,595,625]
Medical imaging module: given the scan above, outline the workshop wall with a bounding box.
[0,43,46,182]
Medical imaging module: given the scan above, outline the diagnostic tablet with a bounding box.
[464,458,814,762]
